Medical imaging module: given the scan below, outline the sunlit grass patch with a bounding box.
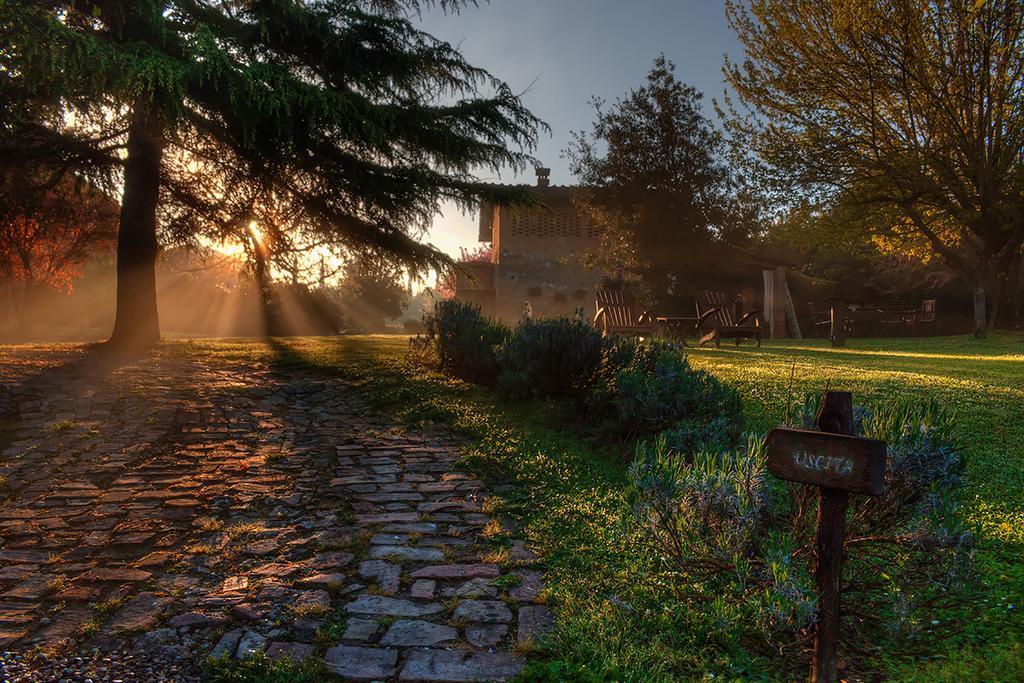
[48,419,76,432]
[194,516,225,532]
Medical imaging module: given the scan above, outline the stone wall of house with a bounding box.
[490,201,601,324]
[453,262,496,318]
[455,172,604,325]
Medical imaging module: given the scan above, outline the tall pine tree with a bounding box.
[1,0,543,347]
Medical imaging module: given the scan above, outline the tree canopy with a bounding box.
[723,0,1024,334]
[565,56,757,303]
[1,0,545,347]
[338,251,410,330]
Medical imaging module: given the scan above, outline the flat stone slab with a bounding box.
[455,577,497,599]
[105,592,172,634]
[369,545,445,562]
[236,630,268,658]
[465,623,508,648]
[452,600,513,624]
[379,619,458,647]
[324,645,398,680]
[383,523,438,534]
[508,570,544,602]
[265,641,314,662]
[357,560,400,594]
[517,605,554,644]
[399,649,525,682]
[410,579,436,600]
[295,572,346,588]
[342,618,379,641]
[210,629,243,658]
[168,611,228,629]
[293,589,331,609]
[344,595,443,618]
[410,564,500,580]
[80,567,153,582]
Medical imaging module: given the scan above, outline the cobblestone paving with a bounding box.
[0,345,550,681]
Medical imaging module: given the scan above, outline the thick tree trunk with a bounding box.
[108,103,164,349]
[972,281,987,338]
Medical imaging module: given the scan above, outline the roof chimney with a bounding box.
[535,167,550,188]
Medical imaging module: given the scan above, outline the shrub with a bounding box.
[496,317,605,398]
[411,300,508,383]
[610,339,743,446]
[628,435,816,648]
[628,393,973,666]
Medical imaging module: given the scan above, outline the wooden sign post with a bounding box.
[766,391,887,683]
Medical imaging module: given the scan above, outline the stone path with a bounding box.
[0,344,551,681]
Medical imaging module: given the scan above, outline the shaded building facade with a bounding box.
[455,169,602,324]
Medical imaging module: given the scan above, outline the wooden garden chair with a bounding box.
[905,299,937,335]
[593,287,656,337]
[695,290,762,347]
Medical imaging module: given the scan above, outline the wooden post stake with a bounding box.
[812,391,854,683]
[829,299,846,348]
[766,392,886,683]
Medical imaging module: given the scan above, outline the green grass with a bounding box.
[174,334,1023,680]
[203,652,337,682]
[686,333,1024,680]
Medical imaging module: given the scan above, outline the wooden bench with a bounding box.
[594,288,656,337]
[696,290,762,347]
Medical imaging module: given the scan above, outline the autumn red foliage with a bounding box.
[435,244,494,300]
[1,172,118,323]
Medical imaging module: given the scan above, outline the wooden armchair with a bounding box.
[696,290,762,347]
[905,299,937,334]
[593,288,656,337]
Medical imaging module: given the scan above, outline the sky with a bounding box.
[415,0,744,256]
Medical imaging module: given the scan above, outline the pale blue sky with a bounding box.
[416,0,742,255]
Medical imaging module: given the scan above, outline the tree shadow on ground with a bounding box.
[0,342,157,426]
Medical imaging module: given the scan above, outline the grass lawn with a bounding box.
[688,334,1024,679]
[191,332,1023,680]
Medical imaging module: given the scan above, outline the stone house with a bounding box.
[453,168,810,338]
[454,169,603,324]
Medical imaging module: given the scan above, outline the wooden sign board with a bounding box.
[766,427,886,497]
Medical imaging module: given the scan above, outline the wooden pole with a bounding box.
[783,273,802,339]
[763,269,776,338]
[829,299,846,348]
[812,391,855,682]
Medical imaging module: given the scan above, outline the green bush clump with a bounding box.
[412,305,745,448]
[610,339,743,446]
[412,299,509,383]
[627,393,973,668]
[496,317,605,398]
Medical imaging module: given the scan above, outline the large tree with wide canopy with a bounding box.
[723,0,1024,335]
[1,0,544,347]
